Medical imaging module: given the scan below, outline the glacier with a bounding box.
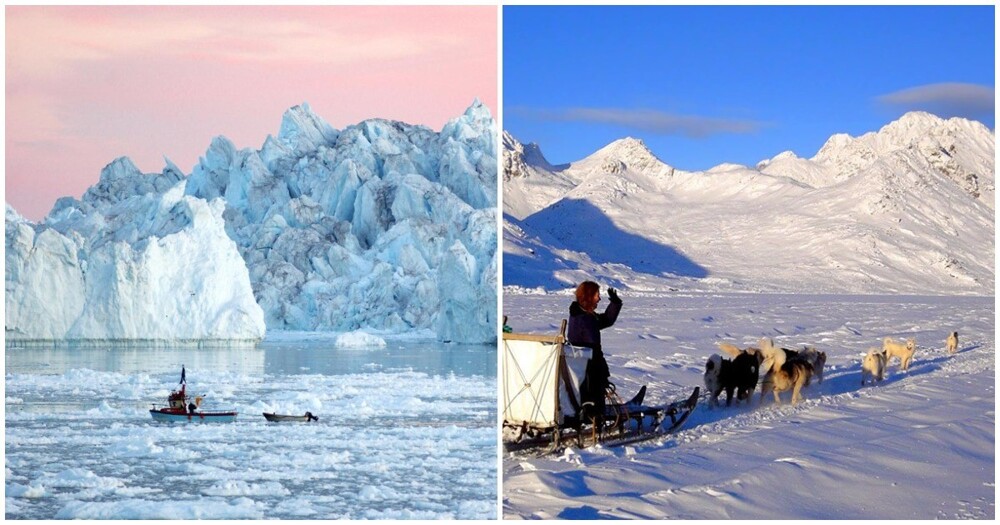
[5,166,265,342]
[6,100,497,344]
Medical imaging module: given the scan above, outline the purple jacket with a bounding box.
[567,298,622,352]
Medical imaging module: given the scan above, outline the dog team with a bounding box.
[704,331,959,408]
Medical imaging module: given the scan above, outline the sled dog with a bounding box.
[798,347,827,385]
[757,338,814,405]
[883,337,916,371]
[704,351,760,408]
[946,331,959,355]
[716,342,743,358]
[861,348,887,385]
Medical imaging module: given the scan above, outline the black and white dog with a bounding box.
[705,345,761,408]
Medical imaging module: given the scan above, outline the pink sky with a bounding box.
[5,6,498,221]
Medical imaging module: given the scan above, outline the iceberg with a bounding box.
[5,165,265,342]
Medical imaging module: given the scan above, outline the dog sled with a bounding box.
[502,320,699,453]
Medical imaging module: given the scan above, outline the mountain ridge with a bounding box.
[503,112,994,295]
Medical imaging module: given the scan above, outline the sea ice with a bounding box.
[334,331,387,349]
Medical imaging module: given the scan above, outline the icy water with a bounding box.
[5,338,497,519]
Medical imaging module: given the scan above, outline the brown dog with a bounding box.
[758,338,814,405]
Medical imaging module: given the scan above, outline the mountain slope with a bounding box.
[503,112,994,294]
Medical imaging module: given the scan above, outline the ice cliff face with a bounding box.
[183,101,497,343]
[5,160,265,342]
[7,101,497,344]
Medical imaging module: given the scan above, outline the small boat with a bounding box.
[149,366,237,423]
[263,411,319,423]
[150,407,238,423]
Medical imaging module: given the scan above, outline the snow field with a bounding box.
[502,293,994,519]
[6,346,497,520]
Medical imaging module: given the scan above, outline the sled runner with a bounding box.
[502,320,699,453]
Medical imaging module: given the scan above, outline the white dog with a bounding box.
[861,348,887,385]
[883,337,916,371]
[946,331,958,355]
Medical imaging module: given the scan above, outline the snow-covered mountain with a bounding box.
[504,112,994,295]
[7,101,497,343]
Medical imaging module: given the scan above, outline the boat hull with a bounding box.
[263,412,318,422]
[150,409,237,423]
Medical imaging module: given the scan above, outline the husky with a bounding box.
[781,346,827,386]
[704,355,726,408]
[716,342,744,358]
[704,350,760,408]
[716,342,764,402]
[861,348,887,385]
[798,347,827,385]
[757,338,814,405]
[883,337,916,371]
[946,331,959,355]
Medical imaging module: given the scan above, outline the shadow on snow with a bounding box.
[503,199,709,290]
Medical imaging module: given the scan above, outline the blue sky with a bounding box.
[503,5,995,170]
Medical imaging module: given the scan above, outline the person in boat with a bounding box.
[567,281,622,425]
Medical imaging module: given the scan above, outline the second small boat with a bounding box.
[263,412,319,422]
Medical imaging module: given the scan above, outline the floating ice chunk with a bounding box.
[335,331,387,349]
[55,497,265,519]
[6,482,46,498]
[202,480,291,497]
[46,468,124,490]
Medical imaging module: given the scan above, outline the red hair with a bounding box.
[575,281,600,312]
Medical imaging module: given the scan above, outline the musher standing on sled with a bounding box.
[567,281,622,427]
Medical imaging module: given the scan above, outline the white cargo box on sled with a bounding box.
[502,318,700,453]
[502,320,590,429]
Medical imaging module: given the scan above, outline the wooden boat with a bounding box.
[149,366,237,423]
[263,411,319,422]
[150,407,238,423]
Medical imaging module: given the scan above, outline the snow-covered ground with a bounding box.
[5,338,496,519]
[502,292,994,519]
